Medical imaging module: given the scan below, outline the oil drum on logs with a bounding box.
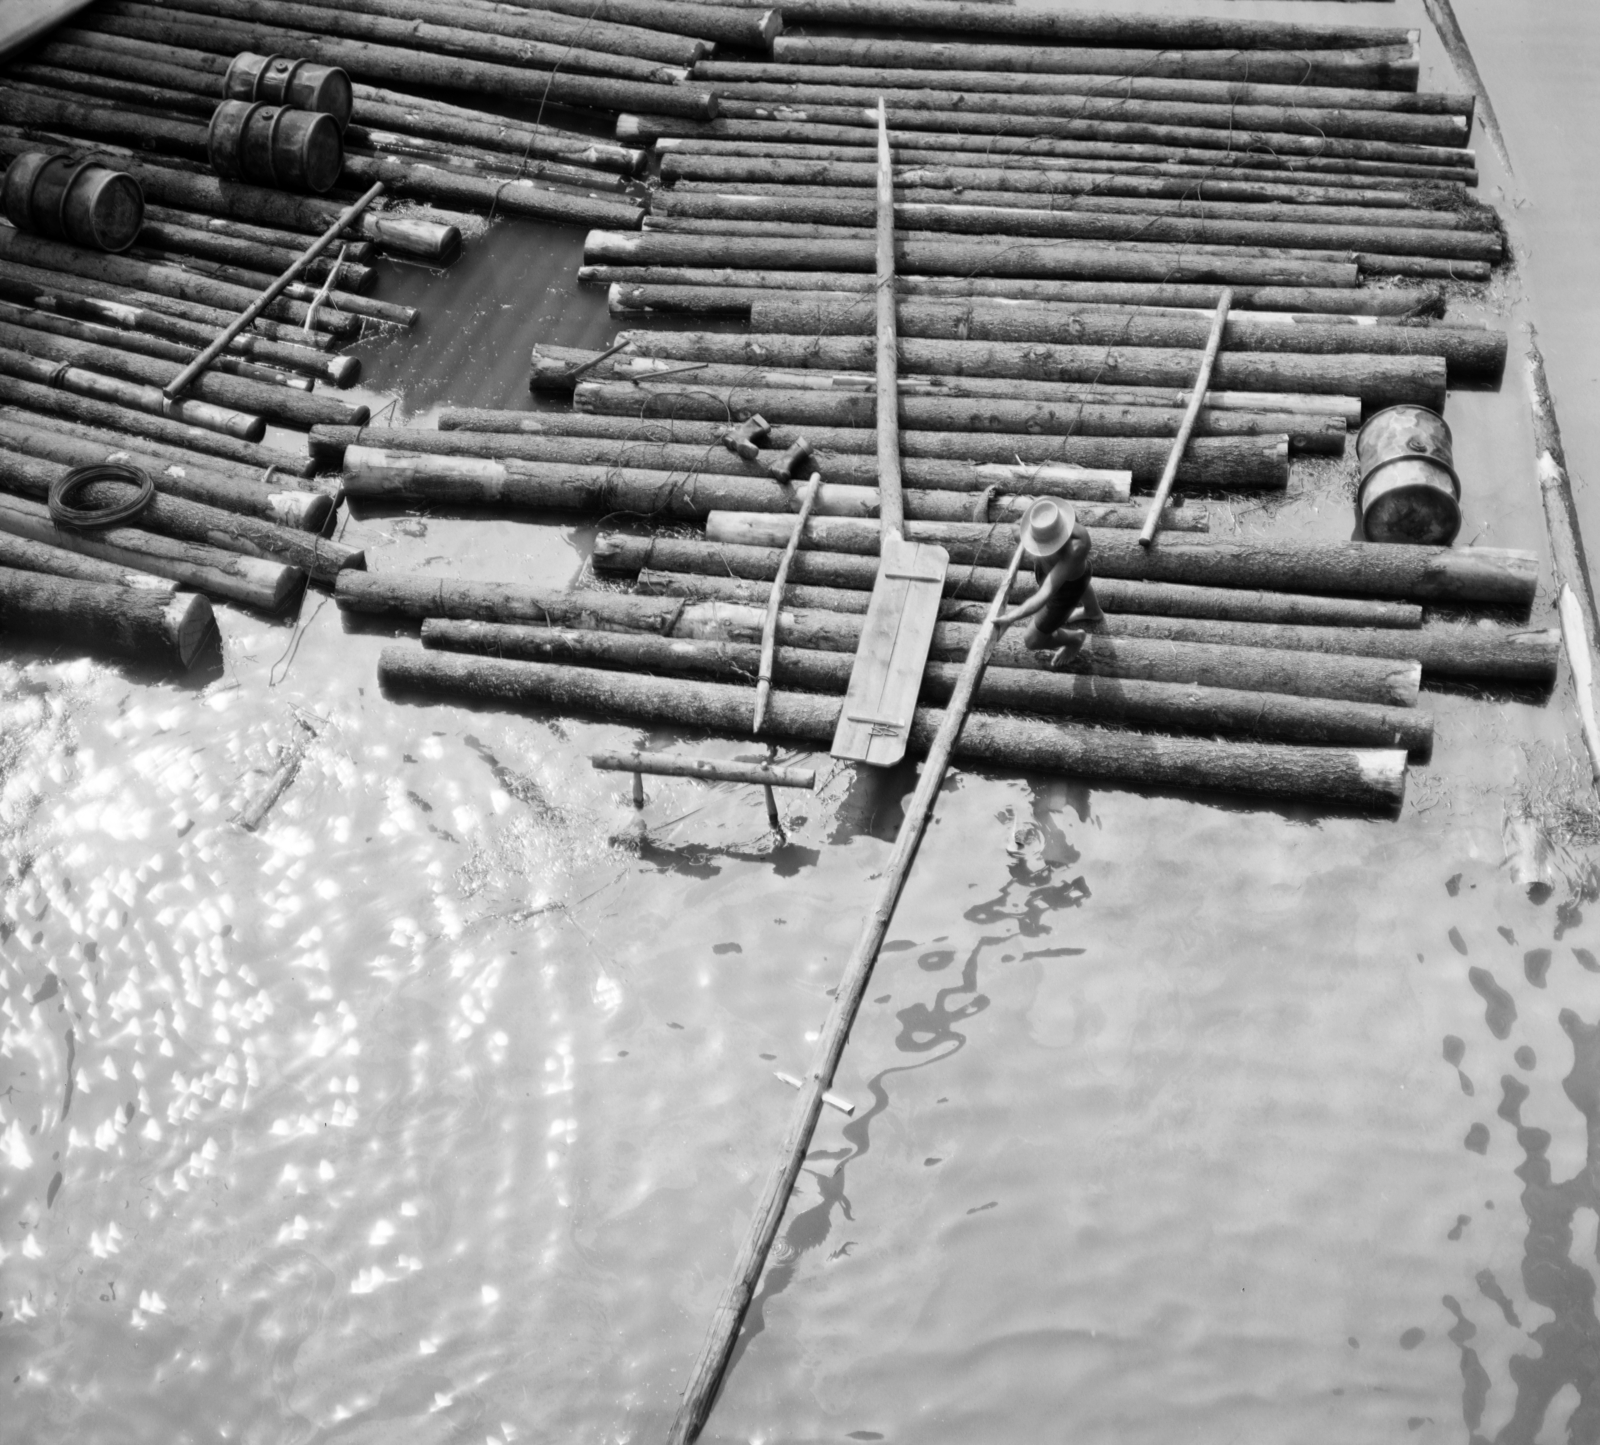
[1,151,144,253]
[1356,404,1461,546]
[223,52,353,133]
[208,101,344,194]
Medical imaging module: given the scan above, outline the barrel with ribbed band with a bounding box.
[1355,403,1461,545]
[207,99,343,193]
[223,52,353,131]
[1,151,145,252]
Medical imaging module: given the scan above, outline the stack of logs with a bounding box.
[341,1,1550,812]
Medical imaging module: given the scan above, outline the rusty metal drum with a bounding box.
[224,52,353,132]
[1355,403,1461,546]
[1,151,145,252]
[208,101,344,194]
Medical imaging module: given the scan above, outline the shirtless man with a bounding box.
[997,499,1104,667]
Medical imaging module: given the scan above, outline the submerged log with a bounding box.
[0,564,214,668]
[420,620,1434,756]
[0,492,302,610]
[377,647,1411,812]
[594,529,1538,610]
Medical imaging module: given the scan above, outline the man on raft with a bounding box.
[998,498,1104,666]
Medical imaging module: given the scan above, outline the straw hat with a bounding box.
[1021,499,1076,557]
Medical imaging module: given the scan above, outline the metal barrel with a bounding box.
[207,101,345,195]
[223,52,354,133]
[1,151,144,253]
[1355,403,1461,545]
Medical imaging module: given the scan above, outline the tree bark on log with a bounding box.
[136,218,373,291]
[88,4,720,119]
[592,528,1538,610]
[0,414,329,530]
[0,371,312,477]
[376,646,1411,812]
[571,380,1337,454]
[0,322,370,431]
[433,0,780,48]
[0,492,303,610]
[432,408,1289,488]
[769,36,1421,92]
[633,564,1425,629]
[585,230,1359,287]
[336,153,645,229]
[419,619,1434,755]
[0,563,214,668]
[611,329,1446,408]
[335,570,688,630]
[0,448,360,584]
[336,447,1189,527]
[0,531,179,593]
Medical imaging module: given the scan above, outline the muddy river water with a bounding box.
[4,2,1600,1441]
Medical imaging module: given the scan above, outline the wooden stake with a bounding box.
[164,183,385,402]
[1140,288,1232,549]
[667,529,1030,1445]
[874,97,902,539]
[754,472,820,733]
[1559,586,1600,786]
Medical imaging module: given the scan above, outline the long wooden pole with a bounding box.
[1139,288,1232,548]
[164,184,386,401]
[666,530,1030,1445]
[754,473,820,733]
[874,98,903,540]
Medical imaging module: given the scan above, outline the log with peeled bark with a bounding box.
[0,449,361,585]
[0,372,312,478]
[87,5,720,119]
[670,520,1538,609]
[0,530,178,593]
[335,153,645,229]
[585,230,1360,288]
[632,564,1426,629]
[141,208,374,266]
[425,0,780,48]
[571,380,1339,454]
[335,447,1189,528]
[342,131,634,196]
[135,219,374,292]
[744,297,1505,380]
[334,570,689,631]
[431,408,1290,489]
[0,323,371,431]
[123,251,416,329]
[768,35,1419,91]
[376,647,1411,813]
[419,619,1434,756]
[651,190,1501,264]
[0,415,329,530]
[0,492,302,611]
[0,228,358,336]
[0,564,214,668]
[687,62,1473,120]
[610,330,1446,408]
[0,270,357,388]
[686,83,1468,148]
[585,267,1444,318]
[0,346,265,443]
[308,425,1133,501]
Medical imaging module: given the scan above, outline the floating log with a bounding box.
[584,267,1442,318]
[136,217,372,290]
[432,409,1289,489]
[307,426,1133,501]
[0,415,329,529]
[334,153,644,229]
[589,748,815,789]
[688,63,1472,120]
[0,530,179,592]
[146,206,375,264]
[335,447,1190,528]
[88,4,721,119]
[421,621,1432,755]
[626,523,1536,609]
[585,229,1357,287]
[633,564,1425,629]
[611,330,1447,408]
[652,190,1500,264]
[0,491,302,611]
[335,570,689,630]
[0,322,370,431]
[0,344,264,442]
[441,0,780,48]
[0,370,311,477]
[571,380,1339,453]
[0,448,361,584]
[123,250,415,329]
[0,227,358,336]
[768,36,1420,91]
[376,648,1411,811]
[0,564,214,668]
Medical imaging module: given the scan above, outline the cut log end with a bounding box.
[270,491,336,532]
[165,591,217,668]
